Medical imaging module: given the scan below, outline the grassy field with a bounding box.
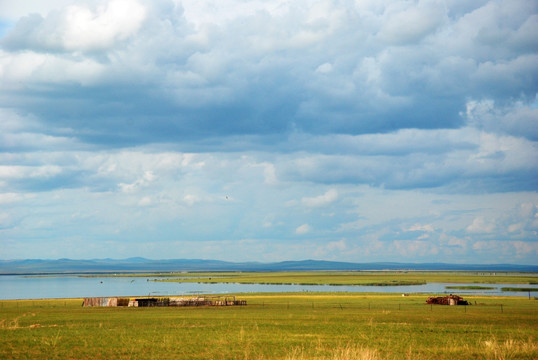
[1,293,536,359]
[148,271,538,286]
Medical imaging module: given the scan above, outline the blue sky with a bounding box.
[0,0,537,264]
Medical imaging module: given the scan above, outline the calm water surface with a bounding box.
[0,275,537,299]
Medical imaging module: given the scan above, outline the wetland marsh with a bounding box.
[1,272,536,359]
[2,271,536,299]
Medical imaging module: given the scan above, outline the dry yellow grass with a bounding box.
[482,338,537,360]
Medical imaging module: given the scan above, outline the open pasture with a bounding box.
[1,293,536,359]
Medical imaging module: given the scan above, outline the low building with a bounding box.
[83,296,246,307]
[426,294,469,305]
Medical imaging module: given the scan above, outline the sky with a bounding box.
[0,0,537,264]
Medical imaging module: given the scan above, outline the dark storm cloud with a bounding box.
[1,0,536,148]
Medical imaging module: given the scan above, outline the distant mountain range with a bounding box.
[0,258,536,274]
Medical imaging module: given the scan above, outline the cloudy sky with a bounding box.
[0,0,537,264]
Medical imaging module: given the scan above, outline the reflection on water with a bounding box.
[0,275,536,300]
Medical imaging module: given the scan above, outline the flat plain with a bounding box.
[1,272,537,359]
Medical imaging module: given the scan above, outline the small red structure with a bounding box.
[426,294,469,305]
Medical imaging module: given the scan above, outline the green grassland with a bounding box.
[1,293,536,359]
[445,286,496,290]
[148,271,538,286]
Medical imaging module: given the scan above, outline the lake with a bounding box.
[1,275,537,300]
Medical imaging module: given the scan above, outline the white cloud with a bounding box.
[464,98,538,140]
[138,196,152,206]
[505,202,538,236]
[0,193,29,204]
[471,239,537,262]
[295,224,311,235]
[280,127,538,191]
[315,62,332,74]
[63,0,146,51]
[377,0,446,45]
[0,0,74,20]
[261,162,278,185]
[393,239,439,258]
[406,224,435,232]
[2,0,146,53]
[301,189,338,207]
[183,194,199,206]
[0,165,62,180]
[512,240,538,257]
[467,216,496,234]
[326,238,347,251]
[119,170,156,193]
[0,51,106,86]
